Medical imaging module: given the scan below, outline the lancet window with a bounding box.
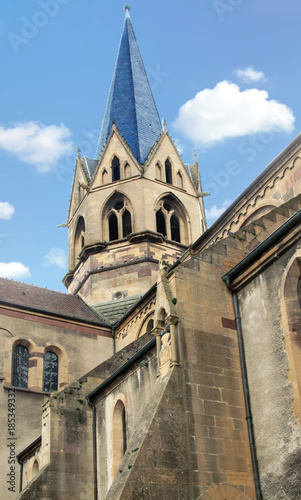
[74,216,85,264]
[155,196,186,243]
[43,351,58,392]
[103,194,133,242]
[13,345,29,388]
[112,156,121,182]
[165,159,172,185]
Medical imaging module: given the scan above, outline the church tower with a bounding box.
[63,5,206,314]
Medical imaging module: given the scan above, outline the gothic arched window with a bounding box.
[156,209,167,237]
[122,210,132,237]
[109,212,119,241]
[124,163,130,179]
[13,345,29,388]
[165,159,172,185]
[103,194,133,242]
[156,163,162,181]
[112,156,121,182]
[177,171,184,190]
[43,351,58,392]
[102,169,108,185]
[155,195,189,244]
[74,216,85,264]
[171,214,180,242]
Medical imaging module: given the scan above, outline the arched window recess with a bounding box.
[112,399,127,478]
[74,216,85,264]
[103,194,133,242]
[44,351,58,392]
[155,195,188,244]
[13,345,29,388]
[112,156,121,182]
[165,159,172,185]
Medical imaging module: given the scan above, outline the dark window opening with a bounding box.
[122,406,127,454]
[13,345,29,388]
[163,202,171,212]
[156,210,166,237]
[165,159,172,185]
[112,156,120,182]
[146,319,154,333]
[44,351,58,392]
[298,276,301,308]
[109,212,118,241]
[114,201,124,211]
[171,214,181,242]
[81,235,85,249]
[122,210,132,237]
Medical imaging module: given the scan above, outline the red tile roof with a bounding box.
[0,278,108,327]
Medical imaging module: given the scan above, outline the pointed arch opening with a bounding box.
[102,193,134,242]
[176,171,184,190]
[102,169,108,185]
[122,210,132,237]
[112,156,121,182]
[156,163,162,181]
[165,159,172,185]
[13,345,29,388]
[112,399,127,478]
[124,163,130,179]
[74,216,85,263]
[156,209,167,237]
[155,194,189,245]
[171,214,180,242]
[109,212,119,241]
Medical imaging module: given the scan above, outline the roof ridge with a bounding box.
[0,277,69,296]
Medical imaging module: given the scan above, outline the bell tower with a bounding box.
[63,5,206,312]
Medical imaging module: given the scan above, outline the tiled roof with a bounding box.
[96,11,162,164]
[83,157,98,178]
[0,278,108,327]
[92,294,142,325]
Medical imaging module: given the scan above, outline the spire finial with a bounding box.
[77,146,81,158]
[124,4,131,17]
[193,150,198,165]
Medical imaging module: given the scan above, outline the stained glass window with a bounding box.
[44,351,58,392]
[13,345,29,388]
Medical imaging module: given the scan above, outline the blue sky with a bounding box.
[0,0,300,292]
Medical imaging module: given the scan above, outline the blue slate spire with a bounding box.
[96,6,162,164]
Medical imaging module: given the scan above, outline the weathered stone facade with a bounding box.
[1,6,300,500]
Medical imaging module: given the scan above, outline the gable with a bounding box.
[145,133,198,196]
[91,131,142,189]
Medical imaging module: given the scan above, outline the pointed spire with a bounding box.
[96,7,162,164]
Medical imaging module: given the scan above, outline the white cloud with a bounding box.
[43,248,67,269]
[173,138,184,155]
[0,262,31,279]
[173,81,295,146]
[0,202,15,220]
[0,121,74,173]
[236,67,265,83]
[206,199,232,221]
